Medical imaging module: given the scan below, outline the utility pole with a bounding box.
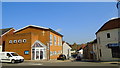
[117,0,120,17]
[116,0,120,66]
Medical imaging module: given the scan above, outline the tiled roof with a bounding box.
[96,18,120,34]
[0,28,13,36]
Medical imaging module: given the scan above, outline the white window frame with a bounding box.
[59,38,62,46]
[18,39,22,43]
[50,34,53,45]
[9,40,12,44]
[54,36,57,46]
[54,51,57,55]
[50,51,53,56]
[23,39,27,43]
[13,40,17,43]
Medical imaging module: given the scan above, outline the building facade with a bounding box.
[83,39,100,61]
[62,41,72,59]
[0,28,15,52]
[4,25,63,60]
[96,18,120,61]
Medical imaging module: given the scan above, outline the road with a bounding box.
[1,61,120,68]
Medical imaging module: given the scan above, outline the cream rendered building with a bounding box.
[96,18,120,61]
[62,41,72,59]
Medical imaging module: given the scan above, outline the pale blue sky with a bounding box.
[2,0,117,2]
[2,2,118,44]
[0,2,2,29]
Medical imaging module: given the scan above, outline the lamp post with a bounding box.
[117,0,120,17]
[117,0,120,65]
[117,0,120,47]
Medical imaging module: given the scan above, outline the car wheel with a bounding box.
[11,60,15,64]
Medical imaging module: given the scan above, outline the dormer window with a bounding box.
[107,33,110,38]
[9,40,12,44]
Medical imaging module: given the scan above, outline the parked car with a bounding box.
[0,52,24,63]
[75,56,81,61]
[57,54,66,60]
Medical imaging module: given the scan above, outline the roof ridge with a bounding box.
[96,18,120,34]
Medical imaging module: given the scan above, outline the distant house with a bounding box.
[0,28,15,52]
[62,41,72,59]
[96,18,120,61]
[77,44,86,58]
[83,39,100,61]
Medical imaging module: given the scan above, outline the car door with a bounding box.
[3,53,12,62]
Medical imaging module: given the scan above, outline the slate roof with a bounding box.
[0,28,13,36]
[96,18,120,34]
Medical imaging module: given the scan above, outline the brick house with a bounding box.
[0,28,15,52]
[4,25,63,60]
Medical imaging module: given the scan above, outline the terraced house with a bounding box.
[4,25,63,60]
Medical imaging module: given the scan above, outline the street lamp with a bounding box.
[117,0,120,17]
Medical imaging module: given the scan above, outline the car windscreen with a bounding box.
[11,53,19,56]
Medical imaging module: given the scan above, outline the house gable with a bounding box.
[0,28,15,37]
[31,40,46,48]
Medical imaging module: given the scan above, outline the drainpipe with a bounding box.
[47,43,50,61]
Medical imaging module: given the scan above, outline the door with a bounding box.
[2,41,5,51]
[36,49,40,60]
[40,50,43,59]
[2,53,11,62]
[32,48,44,60]
[32,49,35,60]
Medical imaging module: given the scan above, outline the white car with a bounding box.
[0,52,24,63]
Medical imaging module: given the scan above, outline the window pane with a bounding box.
[107,33,110,38]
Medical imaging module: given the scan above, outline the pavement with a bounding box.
[23,59,120,63]
[24,59,71,63]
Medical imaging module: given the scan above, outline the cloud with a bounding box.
[56,29,62,32]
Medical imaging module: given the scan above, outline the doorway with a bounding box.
[2,41,5,51]
[31,40,46,60]
[32,48,45,60]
